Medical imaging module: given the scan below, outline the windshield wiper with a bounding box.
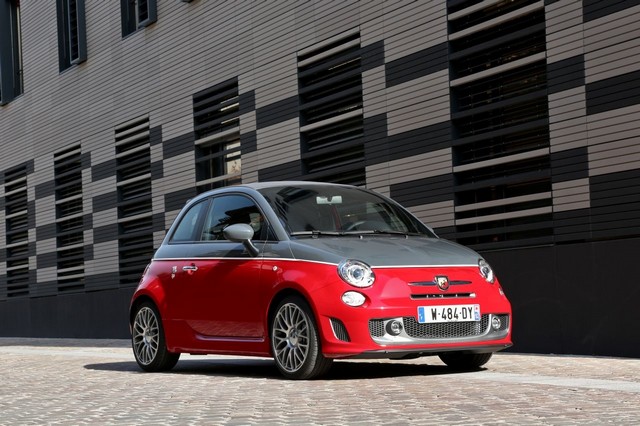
[289,230,346,237]
[352,230,425,237]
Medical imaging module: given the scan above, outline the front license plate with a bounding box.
[417,304,481,324]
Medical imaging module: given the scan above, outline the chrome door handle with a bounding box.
[182,265,198,272]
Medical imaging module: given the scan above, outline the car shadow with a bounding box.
[84,358,482,381]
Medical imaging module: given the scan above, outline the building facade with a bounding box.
[1,0,639,357]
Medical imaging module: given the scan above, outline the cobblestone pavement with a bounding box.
[1,338,639,425]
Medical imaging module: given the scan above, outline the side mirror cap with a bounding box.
[223,223,259,257]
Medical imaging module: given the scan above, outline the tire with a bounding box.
[271,296,333,380]
[439,352,493,371]
[131,301,180,372]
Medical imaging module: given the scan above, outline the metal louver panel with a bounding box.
[298,30,365,186]
[115,116,154,285]
[3,165,30,298]
[193,79,241,193]
[54,146,85,292]
[448,0,552,250]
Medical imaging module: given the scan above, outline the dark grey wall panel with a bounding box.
[35,180,56,199]
[547,55,585,95]
[363,114,389,165]
[256,96,299,129]
[92,191,117,212]
[550,147,589,183]
[583,0,640,22]
[385,42,448,87]
[91,160,116,182]
[150,160,164,180]
[483,237,640,357]
[258,160,302,182]
[590,169,640,240]
[150,125,163,146]
[390,174,453,208]
[586,70,640,115]
[162,132,195,159]
[238,90,256,115]
[240,131,257,155]
[93,223,119,244]
[360,40,385,72]
[0,288,134,338]
[164,187,197,212]
[553,209,591,243]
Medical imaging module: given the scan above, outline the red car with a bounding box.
[130,182,512,379]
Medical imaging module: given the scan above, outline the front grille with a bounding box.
[404,315,489,339]
[369,314,510,340]
[330,318,350,342]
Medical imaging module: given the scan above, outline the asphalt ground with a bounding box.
[1,338,639,425]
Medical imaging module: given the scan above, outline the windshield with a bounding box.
[258,184,437,238]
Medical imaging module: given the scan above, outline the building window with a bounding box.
[3,164,30,298]
[54,146,85,292]
[115,116,154,285]
[448,0,551,250]
[193,78,241,193]
[0,0,23,105]
[56,0,87,71]
[121,0,157,37]
[297,30,366,186]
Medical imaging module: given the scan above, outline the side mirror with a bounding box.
[223,223,259,257]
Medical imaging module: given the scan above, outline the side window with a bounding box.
[170,200,208,243]
[0,0,23,105]
[121,0,157,37]
[56,0,87,71]
[201,195,269,241]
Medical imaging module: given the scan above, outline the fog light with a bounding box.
[385,319,403,336]
[342,291,365,307]
[491,316,502,330]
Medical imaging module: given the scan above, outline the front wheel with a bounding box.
[131,301,180,372]
[271,296,333,379]
[439,352,493,371]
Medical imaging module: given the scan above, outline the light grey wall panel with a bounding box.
[388,149,452,185]
[386,70,449,135]
[360,1,385,45]
[545,0,584,63]
[255,118,300,169]
[588,104,640,176]
[157,152,195,194]
[253,55,298,109]
[86,241,119,276]
[384,1,446,61]
[365,163,390,196]
[362,65,387,118]
[584,5,640,83]
[552,178,590,212]
[549,86,588,153]
[36,238,56,256]
[37,267,57,284]
[92,208,117,230]
[409,201,455,229]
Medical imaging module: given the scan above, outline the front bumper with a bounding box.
[310,265,513,359]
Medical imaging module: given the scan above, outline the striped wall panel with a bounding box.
[1,0,640,305]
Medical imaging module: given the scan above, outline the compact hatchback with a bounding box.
[130,181,512,379]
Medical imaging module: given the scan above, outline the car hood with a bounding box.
[288,236,480,267]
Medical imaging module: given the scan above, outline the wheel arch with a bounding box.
[266,286,328,355]
[129,294,158,327]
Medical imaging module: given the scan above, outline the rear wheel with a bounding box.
[131,301,180,372]
[271,296,333,379]
[439,352,493,370]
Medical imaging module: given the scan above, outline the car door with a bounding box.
[167,194,269,339]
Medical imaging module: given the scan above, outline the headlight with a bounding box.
[338,259,375,288]
[478,259,495,284]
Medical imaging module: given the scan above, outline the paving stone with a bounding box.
[0,338,639,425]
